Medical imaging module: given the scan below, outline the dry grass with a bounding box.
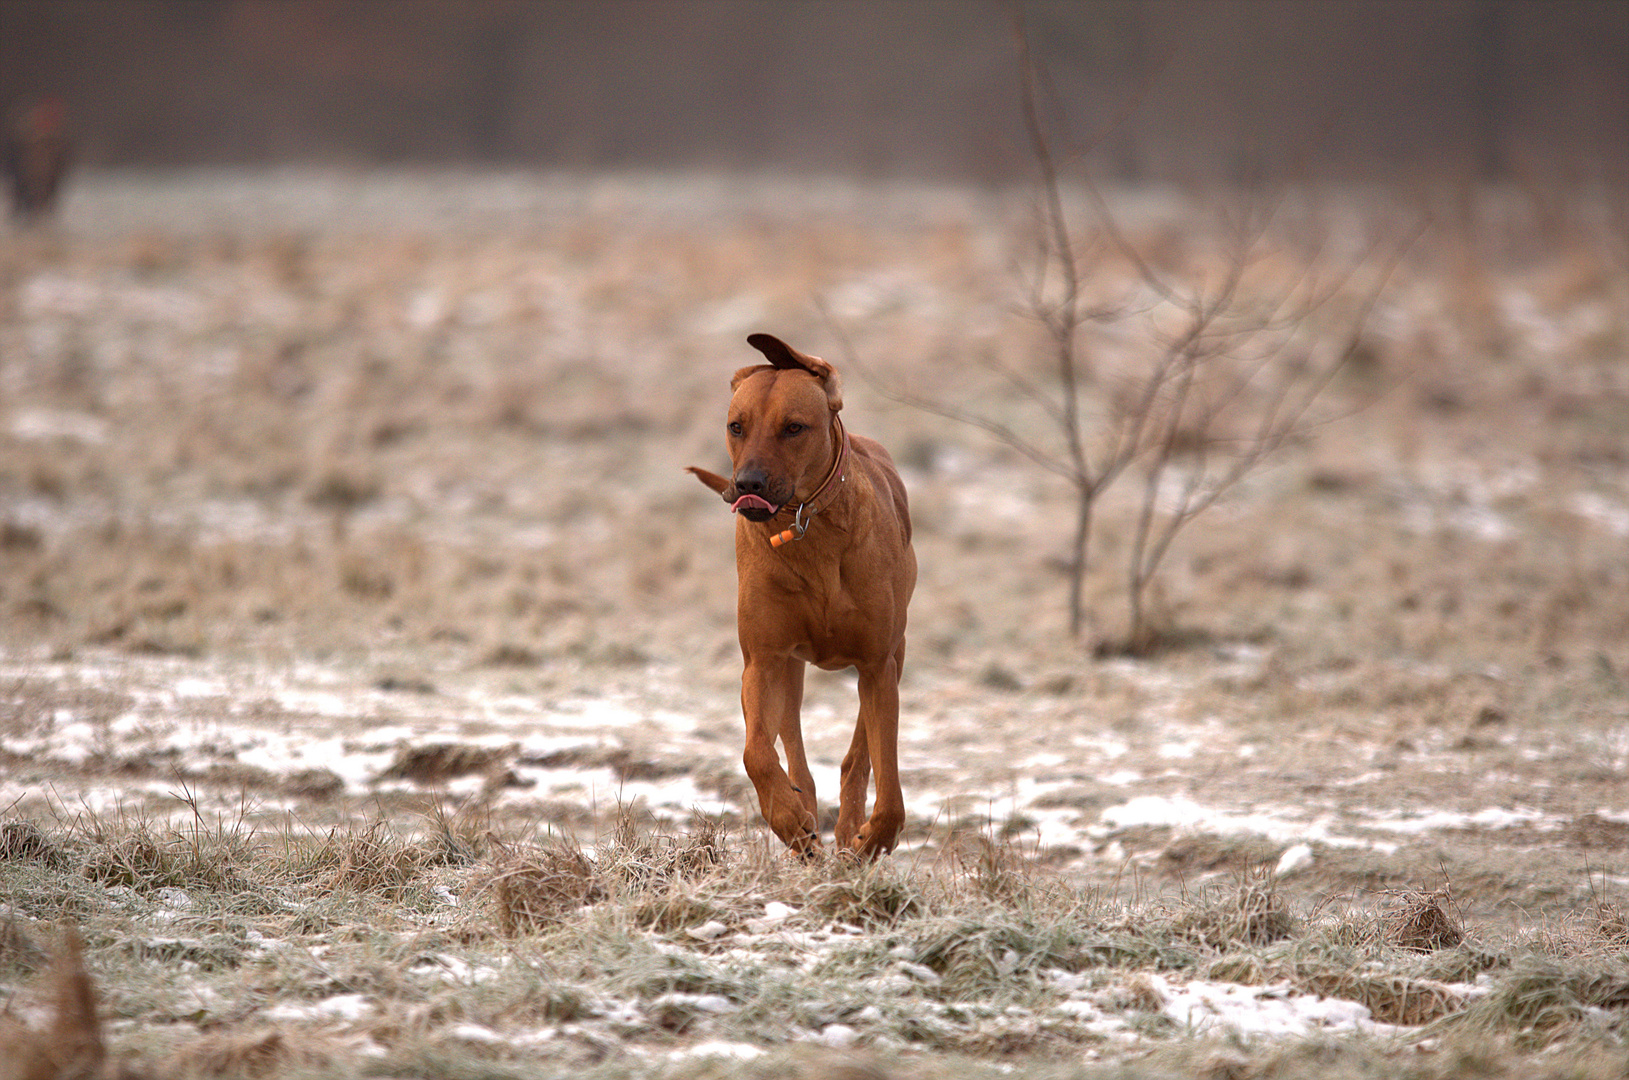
[0,806,1626,1076]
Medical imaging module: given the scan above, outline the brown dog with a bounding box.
[689,333,916,857]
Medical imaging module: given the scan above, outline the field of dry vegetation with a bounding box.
[2,170,1627,1078]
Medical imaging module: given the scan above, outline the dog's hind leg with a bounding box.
[847,651,905,857]
[835,714,872,850]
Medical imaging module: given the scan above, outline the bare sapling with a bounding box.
[1103,192,1424,653]
[828,15,1421,650]
[823,22,1148,641]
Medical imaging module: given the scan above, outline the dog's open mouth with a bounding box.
[731,494,780,521]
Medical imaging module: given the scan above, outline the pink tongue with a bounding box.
[731,494,778,514]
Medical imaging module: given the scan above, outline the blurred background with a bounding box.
[3,0,1625,185]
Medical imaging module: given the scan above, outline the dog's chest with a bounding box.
[752,557,876,660]
[774,559,854,622]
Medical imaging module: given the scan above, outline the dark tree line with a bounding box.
[1,0,1623,182]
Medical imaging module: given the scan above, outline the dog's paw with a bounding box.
[848,819,901,860]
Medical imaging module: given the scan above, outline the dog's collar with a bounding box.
[769,415,848,549]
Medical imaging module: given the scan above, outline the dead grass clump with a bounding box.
[162,1029,340,1080]
[594,816,737,932]
[598,812,729,890]
[1206,943,1475,1027]
[287,820,436,896]
[486,837,600,935]
[1419,1032,1629,1080]
[1170,1029,1629,1080]
[479,643,540,667]
[337,555,394,600]
[603,747,691,783]
[524,743,692,785]
[70,791,261,894]
[1458,959,1629,1047]
[80,824,251,894]
[419,801,490,867]
[911,915,1086,998]
[627,893,733,935]
[673,813,729,873]
[1158,833,1284,876]
[0,821,66,867]
[782,1058,898,1080]
[1302,907,1385,951]
[0,521,45,552]
[1200,949,1272,986]
[281,767,344,799]
[482,814,737,936]
[1171,875,1297,949]
[940,830,1031,904]
[805,863,925,929]
[1302,969,1471,1027]
[1593,900,1629,947]
[0,918,50,975]
[381,742,511,784]
[1383,889,1465,952]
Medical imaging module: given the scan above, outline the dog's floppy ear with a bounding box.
[745,333,843,412]
[686,465,732,499]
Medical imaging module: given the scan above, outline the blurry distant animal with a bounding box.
[689,334,916,858]
[5,98,71,223]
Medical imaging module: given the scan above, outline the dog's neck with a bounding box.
[769,414,848,549]
[801,414,848,509]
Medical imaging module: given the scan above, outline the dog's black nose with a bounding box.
[734,467,769,495]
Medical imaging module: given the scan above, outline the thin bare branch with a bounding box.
[977,351,1070,431]
[815,303,1081,486]
[1079,175,1181,305]
[1120,214,1429,648]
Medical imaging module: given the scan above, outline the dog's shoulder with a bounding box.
[847,434,911,542]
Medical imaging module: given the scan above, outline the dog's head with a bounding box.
[687,334,844,521]
[732,333,843,411]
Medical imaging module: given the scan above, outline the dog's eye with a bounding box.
[784,423,805,436]
[728,421,743,437]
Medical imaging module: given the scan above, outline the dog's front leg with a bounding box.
[774,659,820,826]
[741,656,821,853]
